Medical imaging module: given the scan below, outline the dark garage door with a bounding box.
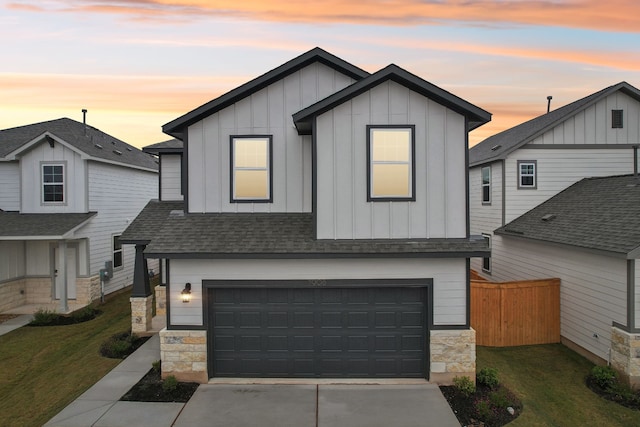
[209,286,427,378]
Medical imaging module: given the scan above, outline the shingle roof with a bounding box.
[0,211,97,238]
[119,199,184,244]
[143,139,183,155]
[124,201,489,258]
[469,82,640,167]
[162,47,370,139]
[294,64,491,133]
[0,118,158,171]
[495,175,640,257]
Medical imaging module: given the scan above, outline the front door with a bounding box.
[53,246,77,300]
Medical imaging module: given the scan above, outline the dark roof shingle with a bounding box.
[495,175,640,257]
[0,211,96,238]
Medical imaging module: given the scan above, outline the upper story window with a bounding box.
[612,109,624,128]
[113,235,123,269]
[518,160,537,189]
[367,125,415,201]
[42,164,65,203]
[481,166,491,204]
[482,233,491,273]
[230,136,272,203]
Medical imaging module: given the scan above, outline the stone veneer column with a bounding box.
[160,329,208,383]
[130,296,153,333]
[611,326,640,387]
[155,285,167,316]
[430,328,476,384]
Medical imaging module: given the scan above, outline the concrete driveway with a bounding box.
[173,383,460,427]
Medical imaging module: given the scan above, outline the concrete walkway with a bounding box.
[43,329,460,427]
[0,314,33,336]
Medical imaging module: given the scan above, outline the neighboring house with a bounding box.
[0,117,158,313]
[469,82,640,276]
[121,47,491,383]
[492,175,640,385]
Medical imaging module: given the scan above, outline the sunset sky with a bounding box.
[1,0,639,148]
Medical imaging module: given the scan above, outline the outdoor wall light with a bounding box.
[180,283,192,303]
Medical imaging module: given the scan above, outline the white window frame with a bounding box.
[482,233,491,273]
[112,235,123,270]
[41,162,66,204]
[481,166,491,204]
[367,125,415,201]
[518,160,537,189]
[230,136,273,203]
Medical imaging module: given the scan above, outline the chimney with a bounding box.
[82,109,88,135]
[546,96,553,113]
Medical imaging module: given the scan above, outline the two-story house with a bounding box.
[0,117,158,314]
[469,82,640,382]
[121,48,491,383]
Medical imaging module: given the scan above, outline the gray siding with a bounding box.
[489,236,626,361]
[635,259,640,330]
[160,154,183,201]
[168,258,467,327]
[0,241,25,282]
[0,162,20,211]
[187,62,355,213]
[316,81,467,239]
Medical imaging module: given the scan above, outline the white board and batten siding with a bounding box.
[490,236,627,361]
[635,259,640,330]
[504,148,635,223]
[187,62,356,214]
[469,162,503,273]
[0,162,20,211]
[80,161,158,293]
[0,241,25,282]
[316,81,467,240]
[168,258,468,327]
[160,154,183,201]
[19,142,87,213]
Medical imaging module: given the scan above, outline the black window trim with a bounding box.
[481,165,491,205]
[229,135,273,203]
[112,234,123,270]
[481,233,491,273]
[517,160,537,190]
[366,124,416,202]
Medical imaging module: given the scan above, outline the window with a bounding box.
[518,161,537,189]
[481,166,491,204]
[42,164,64,203]
[612,110,624,128]
[367,125,415,201]
[482,234,491,273]
[230,136,272,202]
[113,235,123,269]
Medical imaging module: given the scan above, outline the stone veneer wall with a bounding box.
[430,328,476,384]
[160,329,208,383]
[130,296,153,334]
[0,279,27,312]
[155,285,166,316]
[611,327,640,387]
[25,277,54,304]
[76,275,101,305]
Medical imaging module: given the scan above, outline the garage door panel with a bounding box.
[210,287,427,378]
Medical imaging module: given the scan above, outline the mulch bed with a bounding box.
[0,314,20,324]
[440,384,522,427]
[120,367,199,402]
[586,376,640,410]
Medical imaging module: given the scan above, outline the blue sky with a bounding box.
[1,0,638,147]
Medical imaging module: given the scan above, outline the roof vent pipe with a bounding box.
[546,96,553,113]
[82,109,88,135]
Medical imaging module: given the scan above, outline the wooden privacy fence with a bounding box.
[471,278,561,347]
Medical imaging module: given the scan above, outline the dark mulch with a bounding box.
[121,367,199,402]
[440,384,522,427]
[0,314,20,324]
[586,376,640,410]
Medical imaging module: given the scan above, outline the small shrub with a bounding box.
[591,365,618,391]
[152,360,161,373]
[162,375,178,393]
[477,367,500,390]
[30,308,60,326]
[474,397,494,421]
[453,375,476,397]
[71,306,100,323]
[489,387,512,408]
[100,331,141,359]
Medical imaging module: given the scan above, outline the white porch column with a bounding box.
[58,240,69,313]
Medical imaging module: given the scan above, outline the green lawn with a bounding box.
[478,344,640,426]
[0,289,134,427]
